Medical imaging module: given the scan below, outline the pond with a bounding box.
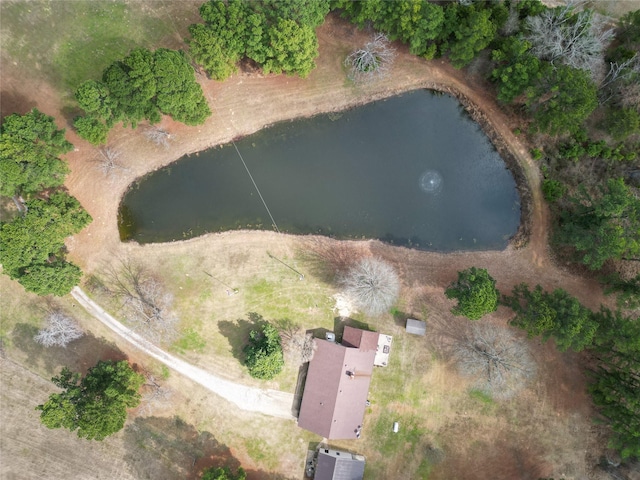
[119,90,521,251]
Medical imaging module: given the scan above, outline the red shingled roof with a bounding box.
[341,326,379,351]
[297,334,376,439]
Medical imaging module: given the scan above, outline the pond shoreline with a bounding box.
[60,13,546,273]
[118,83,530,251]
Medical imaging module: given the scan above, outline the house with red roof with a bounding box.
[297,326,391,440]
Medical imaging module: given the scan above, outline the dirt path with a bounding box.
[71,287,294,420]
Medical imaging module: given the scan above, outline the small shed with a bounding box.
[405,318,426,336]
[314,448,365,480]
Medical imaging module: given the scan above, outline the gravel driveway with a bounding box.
[71,287,295,419]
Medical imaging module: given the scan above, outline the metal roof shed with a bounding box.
[315,448,365,480]
[405,318,426,336]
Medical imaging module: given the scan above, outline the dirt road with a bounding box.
[71,287,295,420]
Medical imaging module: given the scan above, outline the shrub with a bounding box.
[445,267,499,320]
[244,323,284,380]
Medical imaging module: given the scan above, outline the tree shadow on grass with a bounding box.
[0,90,38,119]
[11,323,126,376]
[297,237,366,283]
[217,312,264,366]
[123,416,294,480]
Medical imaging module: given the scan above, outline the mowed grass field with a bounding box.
[0,0,202,92]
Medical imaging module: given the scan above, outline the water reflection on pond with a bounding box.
[119,90,520,251]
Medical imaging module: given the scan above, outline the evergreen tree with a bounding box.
[0,192,91,296]
[0,109,72,197]
[491,37,541,103]
[445,267,499,320]
[74,47,211,143]
[556,178,640,270]
[528,63,598,135]
[244,323,284,380]
[588,307,640,459]
[201,466,247,480]
[505,284,597,352]
[37,360,144,440]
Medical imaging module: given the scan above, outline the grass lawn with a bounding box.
[0,0,201,92]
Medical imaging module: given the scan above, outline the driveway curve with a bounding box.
[71,287,294,419]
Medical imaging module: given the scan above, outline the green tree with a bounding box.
[201,466,247,480]
[528,63,598,135]
[331,0,386,27]
[556,178,640,269]
[73,115,110,145]
[505,284,597,352]
[262,19,318,77]
[190,0,327,80]
[372,0,444,58]
[244,322,284,379]
[153,49,212,125]
[0,109,72,197]
[445,267,499,320]
[17,261,83,297]
[36,360,144,440]
[541,178,566,203]
[603,273,640,310]
[602,107,640,140]
[438,3,499,68]
[588,307,640,459]
[102,48,159,127]
[188,0,249,80]
[74,47,211,139]
[0,191,91,296]
[254,0,329,28]
[74,80,118,125]
[491,37,541,103]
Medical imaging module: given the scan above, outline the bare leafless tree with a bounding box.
[276,319,315,365]
[501,4,521,37]
[338,257,400,316]
[525,4,614,80]
[104,259,178,344]
[144,127,172,149]
[96,147,126,177]
[345,33,396,84]
[619,81,640,109]
[599,54,640,106]
[138,372,173,416]
[451,322,536,399]
[34,311,84,348]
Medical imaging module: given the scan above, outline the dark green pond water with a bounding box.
[119,90,520,250]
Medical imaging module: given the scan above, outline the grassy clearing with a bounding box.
[0,275,41,348]
[0,0,201,92]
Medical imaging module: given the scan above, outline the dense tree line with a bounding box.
[489,4,639,281]
[442,262,639,458]
[74,48,211,145]
[0,109,92,296]
[188,0,329,80]
[0,192,91,296]
[332,0,508,68]
[588,308,640,459]
[0,109,72,198]
[501,282,639,458]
